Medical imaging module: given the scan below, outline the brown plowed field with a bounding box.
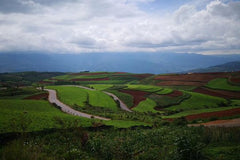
[185,108,240,121]
[39,81,54,84]
[155,72,229,82]
[164,90,183,97]
[230,76,240,84]
[193,87,240,99]
[157,81,204,86]
[71,78,110,81]
[132,74,153,78]
[24,93,48,100]
[120,89,148,108]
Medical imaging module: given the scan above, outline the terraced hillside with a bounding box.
[1,71,240,160]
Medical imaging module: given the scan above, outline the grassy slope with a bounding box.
[104,120,151,128]
[163,106,238,118]
[206,78,240,91]
[87,90,118,111]
[47,86,88,107]
[106,90,134,108]
[133,98,159,113]
[47,86,118,111]
[88,84,113,91]
[127,85,162,92]
[0,99,92,133]
[166,91,228,111]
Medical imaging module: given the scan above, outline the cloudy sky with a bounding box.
[0,0,239,54]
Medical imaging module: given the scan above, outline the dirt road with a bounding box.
[188,118,240,127]
[103,91,133,112]
[72,85,132,112]
[45,89,110,120]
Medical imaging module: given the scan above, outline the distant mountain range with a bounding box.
[186,61,240,73]
[0,52,240,74]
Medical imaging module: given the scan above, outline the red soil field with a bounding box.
[39,81,53,84]
[70,72,108,76]
[157,81,204,86]
[132,74,153,78]
[154,72,229,82]
[185,108,240,121]
[24,93,48,100]
[71,78,110,81]
[193,87,240,99]
[120,89,148,108]
[164,90,183,97]
[230,76,240,84]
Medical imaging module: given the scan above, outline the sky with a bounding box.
[0,0,239,55]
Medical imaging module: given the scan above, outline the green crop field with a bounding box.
[88,84,113,90]
[47,86,88,107]
[206,78,240,91]
[87,89,118,111]
[106,89,134,108]
[156,88,173,94]
[47,86,118,111]
[104,120,151,128]
[149,92,191,108]
[163,106,238,119]
[0,99,93,133]
[166,91,228,111]
[127,84,162,92]
[133,98,159,113]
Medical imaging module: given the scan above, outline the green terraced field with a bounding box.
[206,78,240,91]
[104,120,151,128]
[156,88,173,94]
[166,91,228,111]
[149,92,191,108]
[106,90,134,108]
[47,86,118,111]
[127,85,162,92]
[87,89,118,111]
[47,86,88,107]
[0,99,93,133]
[88,84,113,91]
[133,98,159,113]
[163,106,238,119]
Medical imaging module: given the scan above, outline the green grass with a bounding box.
[47,86,118,111]
[88,84,113,91]
[106,90,134,108]
[127,85,162,93]
[47,86,88,107]
[206,78,240,91]
[166,91,228,111]
[163,106,238,118]
[156,88,173,94]
[87,90,118,111]
[133,98,159,113]
[0,99,93,133]
[203,144,240,160]
[149,92,191,108]
[104,120,151,128]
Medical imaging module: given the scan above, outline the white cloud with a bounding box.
[0,0,239,54]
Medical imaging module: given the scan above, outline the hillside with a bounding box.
[1,53,240,74]
[1,71,240,160]
[187,61,240,73]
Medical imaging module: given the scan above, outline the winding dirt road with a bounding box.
[45,89,110,120]
[103,91,133,112]
[71,85,132,112]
